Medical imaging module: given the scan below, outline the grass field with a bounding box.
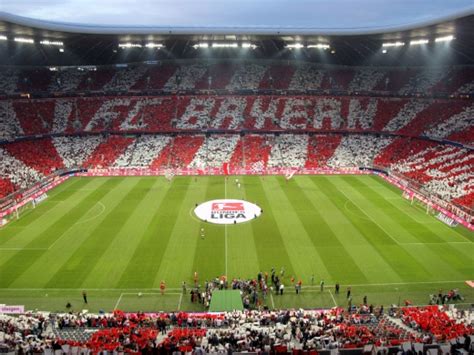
[0,175,472,313]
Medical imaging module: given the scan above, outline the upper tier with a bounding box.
[1,62,473,98]
[1,95,472,146]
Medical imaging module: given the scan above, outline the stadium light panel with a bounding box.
[435,35,454,43]
[40,40,64,46]
[306,43,330,49]
[211,43,238,48]
[241,42,257,49]
[382,41,405,47]
[14,37,34,44]
[410,39,429,46]
[286,43,305,49]
[0,35,7,41]
[118,42,142,48]
[382,49,387,54]
[193,43,209,49]
[145,43,163,48]
[59,48,65,53]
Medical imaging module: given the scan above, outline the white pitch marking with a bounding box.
[0,280,469,292]
[328,290,338,307]
[114,292,123,310]
[270,293,275,309]
[337,187,402,245]
[73,202,106,226]
[48,202,107,250]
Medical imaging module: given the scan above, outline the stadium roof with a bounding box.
[1,0,474,35]
[0,2,473,67]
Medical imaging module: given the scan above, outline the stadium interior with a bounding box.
[0,6,473,354]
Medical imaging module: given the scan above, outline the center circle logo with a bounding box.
[194,199,262,225]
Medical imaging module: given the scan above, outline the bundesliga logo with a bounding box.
[194,199,262,225]
[211,202,246,220]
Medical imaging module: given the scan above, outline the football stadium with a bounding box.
[0,1,473,353]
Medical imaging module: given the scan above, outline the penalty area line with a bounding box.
[328,290,337,307]
[114,293,123,310]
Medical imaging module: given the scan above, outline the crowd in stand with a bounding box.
[0,133,472,212]
[0,306,472,353]
[1,63,473,96]
[1,95,472,142]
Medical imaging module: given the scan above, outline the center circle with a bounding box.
[194,199,262,225]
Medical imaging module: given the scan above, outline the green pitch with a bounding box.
[0,175,472,313]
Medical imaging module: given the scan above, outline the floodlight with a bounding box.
[382,41,405,47]
[435,35,454,43]
[14,37,34,44]
[118,42,142,48]
[211,43,238,48]
[145,43,163,48]
[241,42,257,49]
[286,43,305,49]
[193,43,209,49]
[410,39,429,46]
[306,44,330,49]
[40,40,64,46]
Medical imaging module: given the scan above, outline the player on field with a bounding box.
[160,280,166,295]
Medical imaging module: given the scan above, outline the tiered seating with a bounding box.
[373,68,416,93]
[114,135,171,167]
[399,68,447,95]
[259,65,295,90]
[102,66,148,92]
[163,63,207,90]
[0,177,17,199]
[0,68,19,95]
[305,134,342,168]
[4,96,472,144]
[189,135,239,168]
[401,306,473,342]
[229,134,272,170]
[195,63,235,89]
[425,104,474,143]
[76,68,116,91]
[382,99,430,133]
[289,64,324,90]
[0,147,44,191]
[12,99,56,136]
[226,63,267,90]
[267,134,308,168]
[373,138,434,167]
[130,64,177,90]
[150,136,205,169]
[432,66,474,94]
[82,135,135,168]
[348,68,385,92]
[4,139,64,175]
[16,68,53,93]
[328,134,393,168]
[53,136,104,168]
[2,64,474,96]
[390,144,474,208]
[398,100,470,136]
[0,100,23,141]
[48,69,86,93]
[4,306,471,353]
